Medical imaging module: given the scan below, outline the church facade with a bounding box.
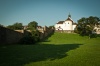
[55,14,77,33]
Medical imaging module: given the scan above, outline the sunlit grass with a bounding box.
[0,32,100,66]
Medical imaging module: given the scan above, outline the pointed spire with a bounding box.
[65,12,73,22]
[68,12,71,18]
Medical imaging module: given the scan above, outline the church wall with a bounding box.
[55,24,63,30]
[73,25,77,30]
[64,21,73,30]
[54,24,57,30]
[55,21,75,31]
[54,14,77,31]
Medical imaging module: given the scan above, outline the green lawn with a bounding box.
[0,32,100,66]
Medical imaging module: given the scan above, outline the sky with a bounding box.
[0,0,100,26]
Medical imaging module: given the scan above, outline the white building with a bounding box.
[94,24,100,34]
[55,14,77,33]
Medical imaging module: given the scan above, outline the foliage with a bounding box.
[7,22,23,30]
[0,33,100,66]
[19,31,36,44]
[20,35,36,44]
[20,30,40,44]
[27,21,40,42]
[49,25,54,29]
[0,24,3,27]
[27,21,38,30]
[19,21,40,44]
[74,16,100,37]
[31,30,40,42]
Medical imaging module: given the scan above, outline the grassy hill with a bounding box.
[0,32,100,66]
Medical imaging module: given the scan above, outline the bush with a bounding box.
[31,30,40,42]
[20,36,36,44]
[97,34,100,37]
[88,33,97,39]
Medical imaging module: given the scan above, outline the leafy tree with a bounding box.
[31,30,40,42]
[20,21,40,44]
[86,16,100,29]
[0,24,3,27]
[27,21,40,42]
[7,22,23,30]
[75,16,100,38]
[49,25,54,29]
[27,21,38,30]
[13,22,23,29]
[7,25,14,30]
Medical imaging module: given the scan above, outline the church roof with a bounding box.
[56,13,75,24]
[65,13,73,22]
[65,17,73,22]
[57,21,64,24]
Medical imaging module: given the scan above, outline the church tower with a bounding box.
[55,13,77,32]
[64,13,73,30]
[68,13,71,18]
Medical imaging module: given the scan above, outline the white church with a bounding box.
[55,14,77,33]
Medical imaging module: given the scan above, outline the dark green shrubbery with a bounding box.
[97,34,100,37]
[19,30,40,44]
[89,33,97,39]
[20,36,36,44]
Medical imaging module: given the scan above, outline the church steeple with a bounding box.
[68,12,71,18]
[65,13,73,22]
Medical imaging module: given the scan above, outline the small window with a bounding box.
[68,22,69,24]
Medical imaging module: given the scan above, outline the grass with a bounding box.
[0,32,100,66]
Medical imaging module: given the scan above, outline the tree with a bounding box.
[0,24,4,27]
[13,22,23,30]
[75,16,100,38]
[27,21,40,42]
[49,25,54,29]
[27,21,38,30]
[87,16,100,29]
[19,21,39,44]
[7,25,14,30]
[7,22,23,30]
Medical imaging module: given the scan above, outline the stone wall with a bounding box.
[55,30,74,33]
[0,26,54,45]
[38,26,54,40]
[0,26,24,44]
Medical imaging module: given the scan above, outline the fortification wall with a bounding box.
[0,26,24,44]
[0,26,54,45]
[38,26,54,40]
[55,30,74,33]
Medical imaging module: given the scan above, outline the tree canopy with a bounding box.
[7,22,23,30]
[75,16,100,37]
[27,21,39,42]
[27,21,38,30]
[0,24,3,27]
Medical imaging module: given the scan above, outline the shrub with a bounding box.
[20,36,36,44]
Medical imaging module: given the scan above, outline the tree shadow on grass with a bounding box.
[0,44,82,66]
